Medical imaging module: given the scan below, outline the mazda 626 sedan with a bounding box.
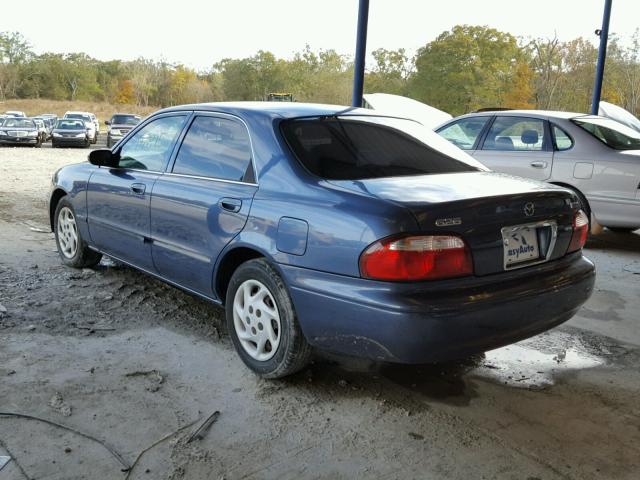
[49,102,595,378]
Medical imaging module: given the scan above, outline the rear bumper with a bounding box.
[280,252,595,363]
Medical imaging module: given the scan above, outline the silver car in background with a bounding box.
[436,110,640,232]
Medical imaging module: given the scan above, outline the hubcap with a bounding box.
[57,207,78,259]
[233,279,281,361]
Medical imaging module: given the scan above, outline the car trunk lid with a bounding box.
[329,172,578,276]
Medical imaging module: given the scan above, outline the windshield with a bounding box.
[111,115,140,125]
[2,118,35,128]
[65,113,91,122]
[573,117,640,150]
[56,120,85,130]
[281,115,486,180]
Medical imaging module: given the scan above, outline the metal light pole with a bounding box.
[352,0,370,107]
[591,0,613,114]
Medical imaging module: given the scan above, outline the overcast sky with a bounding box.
[2,0,638,70]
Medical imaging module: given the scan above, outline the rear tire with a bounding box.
[54,197,102,268]
[226,258,312,378]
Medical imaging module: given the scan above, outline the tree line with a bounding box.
[1,25,639,116]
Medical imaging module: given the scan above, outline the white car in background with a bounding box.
[5,110,27,117]
[63,111,98,144]
[436,110,640,232]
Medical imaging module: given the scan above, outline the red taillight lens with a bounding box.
[359,235,473,281]
[567,210,589,253]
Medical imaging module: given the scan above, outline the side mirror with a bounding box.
[89,149,119,168]
[105,120,111,126]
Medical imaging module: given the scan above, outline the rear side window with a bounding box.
[281,116,480,180]
[482,116,546,151]
[437,117,489,150]
[552,125,573,150]
[173,116,253,182]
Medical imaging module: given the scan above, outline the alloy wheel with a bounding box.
[57,206,78,259]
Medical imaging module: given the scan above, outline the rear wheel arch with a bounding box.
[215,247,265,301]
[49,188,68,231]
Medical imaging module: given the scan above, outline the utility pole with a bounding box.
[352,0,370,107]
[591,0,613,115]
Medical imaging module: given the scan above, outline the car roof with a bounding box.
[157,101,378,120]
[452,109,590,121]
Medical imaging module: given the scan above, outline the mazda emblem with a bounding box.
[523,202,535,217]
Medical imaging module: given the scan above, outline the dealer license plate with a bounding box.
[502,224,540,267]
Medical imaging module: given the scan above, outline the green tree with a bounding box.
[365,48,411,95]
[409,25,522,115]
[0,31,32,99]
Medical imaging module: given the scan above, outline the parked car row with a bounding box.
[1,110,142,148]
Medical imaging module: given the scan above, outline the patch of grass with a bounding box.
[0,98,157,122]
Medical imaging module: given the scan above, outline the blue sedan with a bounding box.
[49,102,595,378]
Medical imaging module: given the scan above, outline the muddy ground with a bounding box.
[0,145,639,480]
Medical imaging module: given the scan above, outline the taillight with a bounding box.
[359,235,473,281]
[567,210,589,253]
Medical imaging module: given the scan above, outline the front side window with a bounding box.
[437,117,490,150]
[282,115,485,181]
[483,117,546,151]
[173,116,253,182]
[573,117,640,150]
[118,115,187,171]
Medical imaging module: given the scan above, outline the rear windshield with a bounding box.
[111,115,140,125]
[573,117,640,150]
[281,116,484,180]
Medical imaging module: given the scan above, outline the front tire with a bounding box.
[226,259,312,378]
[54,197,102,268]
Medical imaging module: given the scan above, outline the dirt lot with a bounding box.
[1,144,639,480]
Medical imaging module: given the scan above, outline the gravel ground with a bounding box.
[1,145,639,479]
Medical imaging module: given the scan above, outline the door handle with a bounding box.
[219,197,242,213]
[530,161,548,169]
[130,183,146,195]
